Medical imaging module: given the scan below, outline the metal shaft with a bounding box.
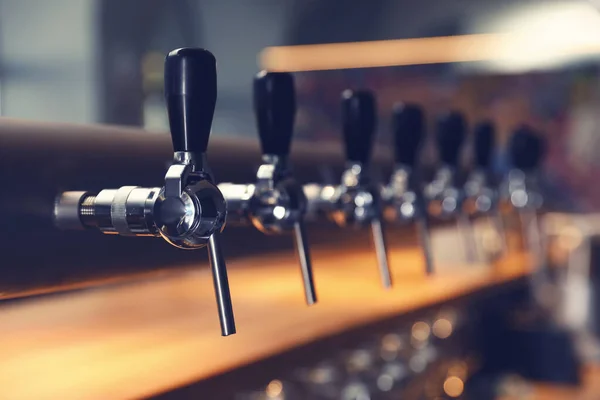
[457,213,478,264]
[417,216,435,275]
[520,210,546,269]
[491,209,508,257]
[207,233,236,336]
[371,218,392,288]
[293,221,317,305]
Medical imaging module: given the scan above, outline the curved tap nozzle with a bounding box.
[384,103,434,274]
[53,48,236,336]
[219,71,317,305]
[329,89,392,288]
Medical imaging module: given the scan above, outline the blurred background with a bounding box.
[2,0,600,207]
[3,1,600,398]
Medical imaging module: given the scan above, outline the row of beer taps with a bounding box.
[53,48,546,336]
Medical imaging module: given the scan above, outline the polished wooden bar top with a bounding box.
[0,244,532,400]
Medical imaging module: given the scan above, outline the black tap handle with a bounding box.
[392,102,425,167]
[253,71,296,156]
[508,125,546,171]
[473,120,496,169]
[341,89,377,164]
[436,111,467,167]
[164,48,217,154]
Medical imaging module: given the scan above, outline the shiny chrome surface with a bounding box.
[463,169,507,262]
[383,164,434,275]
[306,162,392,289]
[50,48,236,336]
[54,187,161,236]
[0,245,533,399]
[330,163,382,228]
[293,221,317,305]
[0,115,390,299]
[233,303,476,400]
[219,153,317,305]
[371,219,392,288]
[155,159,227,249]
[248,155,307,234]
[503,169,545,261]
[207,232,236,336]
[53,151,233,335]
[425,166,478,264]
[212,71,318,305]
[463,171,495,216]
[416,217,435,275]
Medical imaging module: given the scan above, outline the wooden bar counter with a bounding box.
[0,242,533,399]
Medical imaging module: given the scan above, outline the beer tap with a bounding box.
[425,111,478,264]
[305,90,392,288]
[53,48,236,336]
[217,71,317,305]
[463,120,507,261]
[382,103,434,275]
[505,125,546,263]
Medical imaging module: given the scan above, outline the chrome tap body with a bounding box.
[53,48,236,336]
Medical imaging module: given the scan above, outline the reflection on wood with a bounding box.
[0,245,531,400]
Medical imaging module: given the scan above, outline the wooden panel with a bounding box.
[0,245,532,400]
